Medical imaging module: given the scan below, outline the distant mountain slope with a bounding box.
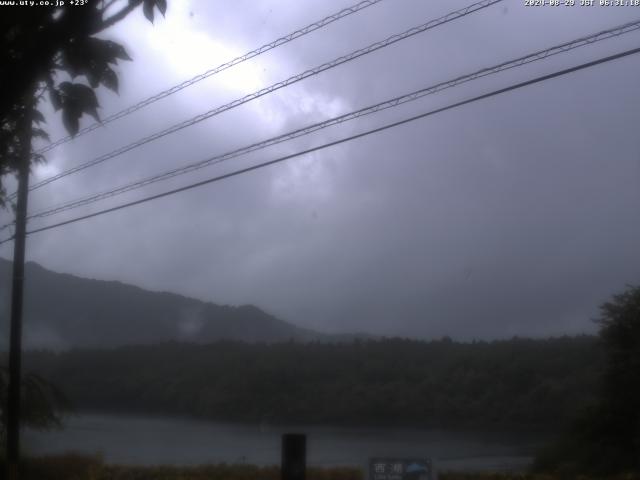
[0,258,323,349]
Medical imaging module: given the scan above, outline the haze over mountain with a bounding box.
[0,258,329,350]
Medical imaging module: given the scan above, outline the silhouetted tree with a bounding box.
[0,0,168,206]
[0,366,70,448]
[590,285,640,471]
[534,284,640,474]
[0,0,168,449]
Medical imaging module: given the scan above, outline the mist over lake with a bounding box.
[25,414,547,472]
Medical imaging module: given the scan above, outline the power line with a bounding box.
[2,45,635,245]
[23,18,640,222]
[33,0,387,156]
[0,234,14,246]
[20,0,503,195]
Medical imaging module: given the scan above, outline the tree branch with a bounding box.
[101,0,120,11]
[95,0,143,33]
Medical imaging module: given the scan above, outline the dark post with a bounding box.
[6,103,33,480]
[281,433,306,480]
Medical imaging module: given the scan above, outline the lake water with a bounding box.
[24,413,548,472]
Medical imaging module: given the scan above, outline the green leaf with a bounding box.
[85,106,100,123]
[32,109,46,124]
[61,38,130,90]
[104,40,132,62]
[62,109,79,137]
[85,65,101,88]
[143,0,155,23]
[58,81,74,95]
[65,83,100,110]
[101,67,119,93]
[88,38,130,64]
[155,0,167,16]
[32,153,46,164]
[32,128,50,142]
[59,82,101,129]
[50,89,62,111]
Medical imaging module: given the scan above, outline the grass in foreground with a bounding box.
[1,454,639,480]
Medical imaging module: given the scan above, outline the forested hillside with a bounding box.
[0,258,323,348]
[23,336,602,431]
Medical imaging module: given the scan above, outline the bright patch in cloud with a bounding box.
[144,1,264,94]
[271,150,337,204]
[32,157,62,180]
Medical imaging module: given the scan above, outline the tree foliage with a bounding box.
[534,285,640,475]
[590,285,640,472]
[24,336,602,431]
[0,0,168,447]
[0,366,70,448]
[0,0,168,206]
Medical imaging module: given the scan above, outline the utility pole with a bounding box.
[282,434,306,480]
[6,100,33,480]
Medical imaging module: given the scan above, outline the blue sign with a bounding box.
[369,458,434,480]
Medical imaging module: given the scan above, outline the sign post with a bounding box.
[282,433,306,480]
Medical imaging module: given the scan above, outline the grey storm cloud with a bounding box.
[1,0,639,339]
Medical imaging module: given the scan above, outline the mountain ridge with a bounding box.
[0,257,328,349]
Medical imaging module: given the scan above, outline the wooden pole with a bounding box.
[281,433,306,480]
[6,103,33,480]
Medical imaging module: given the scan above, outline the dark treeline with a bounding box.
[20,336,602,431]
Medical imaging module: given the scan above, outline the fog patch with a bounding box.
[177,306,206,340]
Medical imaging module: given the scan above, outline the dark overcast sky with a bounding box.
[1,0,639,339]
